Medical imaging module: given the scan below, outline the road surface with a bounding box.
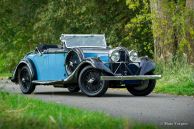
[0,79,194,129]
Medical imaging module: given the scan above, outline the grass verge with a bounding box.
[0,72,11,78]
[0,91,158,129]
[155,58,194,96]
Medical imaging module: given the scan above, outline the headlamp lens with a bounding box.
[111,51,120,62]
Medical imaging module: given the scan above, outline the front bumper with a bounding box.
[100,75,161,81]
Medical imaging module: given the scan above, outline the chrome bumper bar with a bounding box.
[101,75,162,81]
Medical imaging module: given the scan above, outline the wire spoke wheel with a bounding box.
[65,51,81,75]
[20,69,30,89]
[78,66,108,97]
[82,70,102,93]
[126,79,156,96]
[18,66,35,94]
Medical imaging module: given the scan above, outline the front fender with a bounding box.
[77,58,114,76]
[139,57,156,75]
[11,58,36,83]
[63,58,113,84]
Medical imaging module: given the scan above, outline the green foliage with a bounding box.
[0,92,158,129]
[0,0,47,72]
[155,56,194,96]
[0,0,154,72]
[151,0,194,59]
[125,0,153,57]
[1,0,193,84]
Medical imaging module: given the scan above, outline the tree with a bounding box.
[150,0,194,63]
[126,0,154,57]
[185,0,194,63]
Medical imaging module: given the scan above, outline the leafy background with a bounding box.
[0,0,193,73]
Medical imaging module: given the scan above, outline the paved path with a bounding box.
[0,79,194,129]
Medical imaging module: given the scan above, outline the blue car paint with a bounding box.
[84,53,109,63]
[27,53,67,81]
[84,53,110,68]
[27,52,110,81]
[26,51,140,85]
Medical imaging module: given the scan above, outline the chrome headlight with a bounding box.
[109,50,120,62]
[128,50,140,62]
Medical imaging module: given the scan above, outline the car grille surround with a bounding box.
[118,49,129,62]
[110,62,140,76]
[108,48,140,76]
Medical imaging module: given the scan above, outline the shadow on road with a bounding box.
[33,91,152,98]
[34,91,84,96]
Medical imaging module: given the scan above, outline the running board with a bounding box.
[32,80,63,85]
[100,75,162,81]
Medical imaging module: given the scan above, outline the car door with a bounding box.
[29,53,49,81]
[48,52,67,81]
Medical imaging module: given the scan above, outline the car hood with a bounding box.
[80,48,110,54]
[79,48,110,62]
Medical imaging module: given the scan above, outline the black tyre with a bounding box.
[78,66,108,97]
[126,79,156,96]
[67,85,80,93]
[18,66,35,94]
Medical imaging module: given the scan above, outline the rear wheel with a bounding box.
[78,66,108,97]
[67,85,80,93]
[18,66,35,94]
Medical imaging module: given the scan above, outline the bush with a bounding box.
[155,56,194,96]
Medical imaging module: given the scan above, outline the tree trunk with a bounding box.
[150,0,194,64]
[185,0,194,64]
[150,0,176,62]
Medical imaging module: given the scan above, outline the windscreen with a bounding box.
[61,35,107,48]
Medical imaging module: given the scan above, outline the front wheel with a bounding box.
[126,79,156,96]
[18,66,35,94]
[78,66,108,97]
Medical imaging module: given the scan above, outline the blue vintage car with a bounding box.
[11,34,161,97]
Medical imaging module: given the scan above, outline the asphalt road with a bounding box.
[0,79,194,129]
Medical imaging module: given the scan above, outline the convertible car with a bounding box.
[11,34,161,97]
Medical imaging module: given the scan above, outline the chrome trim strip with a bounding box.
[101,75,162,80]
